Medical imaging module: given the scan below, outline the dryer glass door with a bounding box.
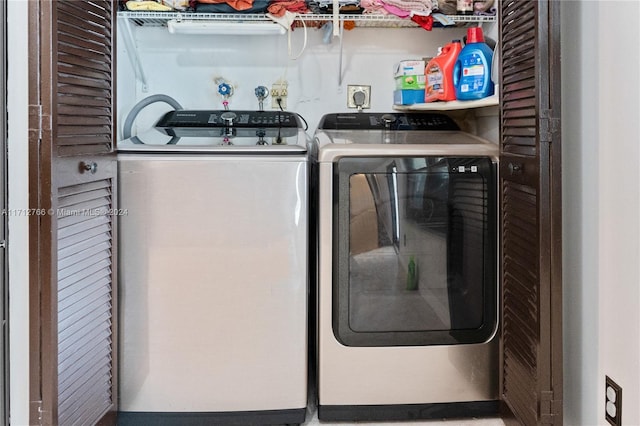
[333,156,497,347]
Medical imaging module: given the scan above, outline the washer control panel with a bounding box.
[155,110,302,139]
[156,110,300,129]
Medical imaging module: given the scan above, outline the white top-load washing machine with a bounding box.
[117,110,309,425]
[313,112,499,421]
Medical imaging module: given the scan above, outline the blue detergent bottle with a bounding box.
[454,27,494,100]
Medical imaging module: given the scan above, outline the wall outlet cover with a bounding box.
[347,85,371,109]
[271,80,288,109]
[605,376,622,426]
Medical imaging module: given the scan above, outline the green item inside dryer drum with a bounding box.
[406,256,418,291]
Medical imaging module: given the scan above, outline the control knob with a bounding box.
[381,114,397,129]
[221,111,237,126]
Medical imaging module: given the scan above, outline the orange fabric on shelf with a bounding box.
[267,0,309,17]
[198,0,254,11]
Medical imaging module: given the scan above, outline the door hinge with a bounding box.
[28,104,51,143]
[539,390,562,424]
[28,104,41,140]
[28,104,42,141]
[29,400,43,425]
[540,109,560,143]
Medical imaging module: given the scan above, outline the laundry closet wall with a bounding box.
[116,19,497,139]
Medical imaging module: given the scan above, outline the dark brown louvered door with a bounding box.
[499,0,562,425]
[29,1,117,425]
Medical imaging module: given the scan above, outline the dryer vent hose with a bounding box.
[123,94,183,145]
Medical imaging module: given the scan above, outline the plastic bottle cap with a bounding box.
[467,27,484,43]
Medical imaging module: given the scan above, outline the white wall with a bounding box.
[562,1,640,425]
[7,1,31,425]
[596,1,640,424]
[116,19,500,138]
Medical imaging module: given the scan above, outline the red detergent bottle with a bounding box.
[454,27,495,100]
[425,39,462,102]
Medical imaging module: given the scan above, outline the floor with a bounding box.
[302,387,505,426]
[303,406,506,425]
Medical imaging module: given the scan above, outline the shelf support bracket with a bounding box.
[337,20,344,86]
[120,17,149,93]
[332,0,340,37]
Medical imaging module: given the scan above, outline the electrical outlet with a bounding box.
[347,85,371,109]
[271,79,288,109]
[605,376,622,426]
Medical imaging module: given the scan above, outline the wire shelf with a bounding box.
[117,10,495,27]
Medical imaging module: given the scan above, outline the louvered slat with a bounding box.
[57,206,111,230]
[58,214,110,240]
[69,388,113,426]
[58,105,110,117]
[59,369,112,426]
[58,284,110,324]
[58,232,112,262]
[58,344,111,400]
[58,223,112,254]
[58,30,111,57]
[58,32,110,56]
[58,276,111,320]
[503,355,537,424]
[59,348,111,401]
[58,19,111,50]
[59,54,110,75]
[503,61,536,87]
[55,0,113,156]
[58,80,109,97]
[58,0,112,29]
[58,320,110,373]
[58,189,111,214]
[58,312,111,356]
[57,176,113,426]
[59,195,111,214]
[59,178,111,197]
[58,241,111,275]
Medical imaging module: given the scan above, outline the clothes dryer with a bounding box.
[313,112,499,421]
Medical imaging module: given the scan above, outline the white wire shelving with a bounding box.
[118,10,496,28]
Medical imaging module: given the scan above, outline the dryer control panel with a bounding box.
[317,112,459,131]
